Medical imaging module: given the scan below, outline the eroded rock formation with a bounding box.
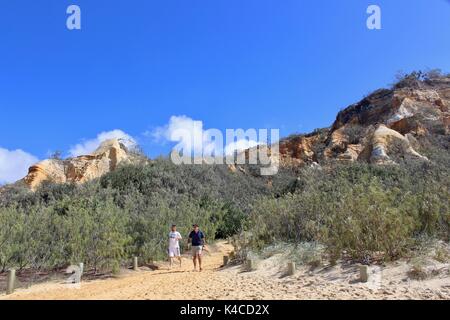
[278,75,450,166]
[22,139,139,190]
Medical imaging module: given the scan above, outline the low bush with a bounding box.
[245,161,450,263]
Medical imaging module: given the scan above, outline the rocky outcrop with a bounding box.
[278,132,325,165]
[369,125,428,164]
[22,139,139,190]
[278,74,450,167]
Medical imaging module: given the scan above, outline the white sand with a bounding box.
[2,242,449,300]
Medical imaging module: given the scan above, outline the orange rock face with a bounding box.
[278,76,450,167]
[278,133,324,165]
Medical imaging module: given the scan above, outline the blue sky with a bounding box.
[1,0,450,183]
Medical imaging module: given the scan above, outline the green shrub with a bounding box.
[245,161,450,263]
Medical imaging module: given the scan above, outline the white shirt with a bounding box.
[169,231,182,249]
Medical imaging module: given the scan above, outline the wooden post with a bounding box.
[66,265,82,284]
[246,259,255,271]
[133,257,139,271]
[223,256,229,266]
[79,263,84,276]
[287,262,296,276]
[6,269,16,295]
[359,265,369,283]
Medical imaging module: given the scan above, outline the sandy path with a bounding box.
[2,241,449,300]
[1,242,235,300]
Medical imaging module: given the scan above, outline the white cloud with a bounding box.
[150,115,262,156]
[150,115,209,155]
[0,147,39,184]
[224,139,261,156]
[69,129,136,157]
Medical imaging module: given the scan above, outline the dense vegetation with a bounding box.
[1,145,448,273]
[247,159,449,263]
[0,160,296,272]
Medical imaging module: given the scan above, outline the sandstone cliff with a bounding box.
[22,139,140,190]
[277,73,450,166]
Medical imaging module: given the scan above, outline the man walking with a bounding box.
[188,224,206,272]
[168,224,182,268]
